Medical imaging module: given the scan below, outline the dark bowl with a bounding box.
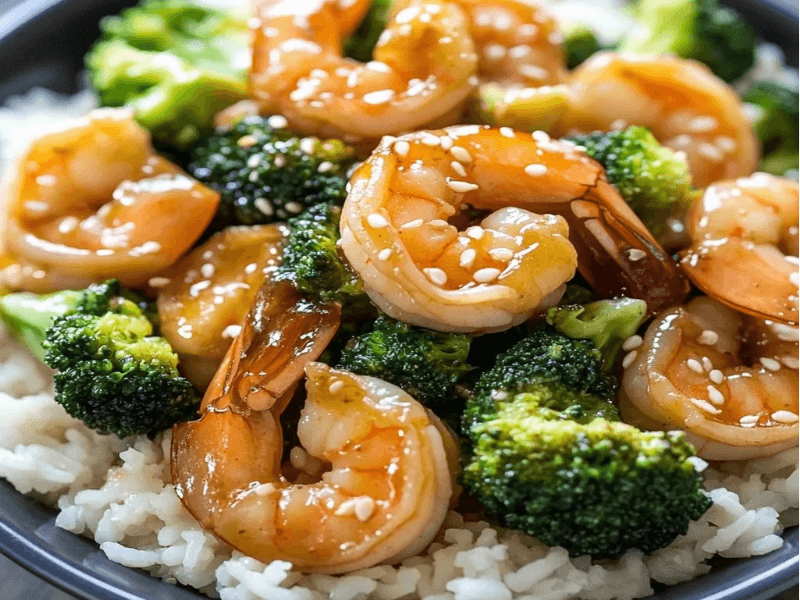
[0,0,797,598]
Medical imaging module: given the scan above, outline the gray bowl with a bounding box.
[0,0,797,598]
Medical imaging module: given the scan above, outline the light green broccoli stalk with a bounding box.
[86,0,249,148]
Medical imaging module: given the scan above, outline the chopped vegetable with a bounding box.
[743,81,799,175]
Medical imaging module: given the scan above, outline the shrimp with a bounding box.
[340,126,690,333]
[455,0,566,87]
[554,52,760,188]
[681,173,799,326]
[0,108,220,292]
[172,280,453,573]
[156,225,287,388]
[620,296,799,461]
[249,0,478,141]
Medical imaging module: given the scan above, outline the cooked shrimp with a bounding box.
[455,0,566,87]
[250,0,478,140]
[0,108,219,292]
[340,126,689,332]
[554,53,759,188]
[620,296,799,461]
[156,225,287,388]
[681,173,799,326]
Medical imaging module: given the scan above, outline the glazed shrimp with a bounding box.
[250,0,478,140]
[620,297,799,461]
[0,108,219,292]
[681,173,799,326]
[554,53,759,188]
[340,126,689,333]
[156,225,287,388]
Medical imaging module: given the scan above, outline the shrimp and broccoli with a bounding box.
[0,0,797,582]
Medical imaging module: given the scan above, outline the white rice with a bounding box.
[0,1,797,596]
[0,321,797,600]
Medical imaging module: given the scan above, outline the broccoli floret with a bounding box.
[1,281,198,437]
[277,201,366,305]
[338,316,471,412]
[743,81,799,176]
[621,0,756,82]
[86,0,249,148]
[188,116,355,230]
[546,297,647,371]
[343,0,392,63]
[563,25,604,70]
[462,331,711,558]
[567,125,696,238]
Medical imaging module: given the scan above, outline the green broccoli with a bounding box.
[567,125,696,238]
[343,0,392,63]
[86,0,249,148]
[743,81,799,176]
[546,297,647,371]
[338,316,471,412]
[277,201,366,305]
[0,281,197,437]
[563,25,605,70]
[462,331,711,558]
[620,0,756,82]
[188,116,355,230]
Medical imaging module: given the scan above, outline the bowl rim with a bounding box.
[0,0,797,598]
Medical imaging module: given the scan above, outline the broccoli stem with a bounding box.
[0,291,82,362]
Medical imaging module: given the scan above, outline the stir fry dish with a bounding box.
[0,0,797,594]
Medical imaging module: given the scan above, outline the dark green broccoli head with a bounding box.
[188,116,355,230]
[338,316,471,412]
[744,81,799,176]
[464,330,619,431]
[343,0,392,63]
[563,26,604,70]
[621,0,755,82]
[464,411,711,558]
[568,125,696,238]
[277,201,366,304]
[86,0,249,148]
[39,280,197,437]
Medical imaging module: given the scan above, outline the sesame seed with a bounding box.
[285,201,304,214]
[790,272,800,286]
[329,380,344,393]
[532,130,551,144]
[354,496,376,522]
[474,267,501,283]
[687,359,703,374]
[424,267,448,286]
[200,263,215,279]
[378,248,392,261]
[300,138,317,154]
[221,324,242,339]
[702,357,713,371]
[334,499,356,517]
[739,414,760,426]
[254,198,273,216]
[771,410,799,424]
[691,398,722,415]
[459,248,477,268]
[622,350,637,369]
[439,136,453,150]
[466,226,484,240]
[267,115,288,129]
[451,161,467,177]
[447,180,479,193]
[450,146,472,162]
[759,357,781,372]
[420,133,441,147]
[709,369,724,384]
[491,390,508,400]
[237,135,257,148]
[248,171,259,182]
[148,277,171,288]
[524,164,548,176]
[785,256,799,266]
[489,247,514,262]
[627,248,647,261]
[363,89,395,105]
[393,140,410,157]
[697,330,719,345]
[400,218,424,229]
[367,213,389,228]
[317,161,334,173]
[500,127,515,138]
[274,155,286,168]
[254,482,277,496]
[707,385,725,405]
[781,356,798,369]
[247,154,261,168]
[622,335,643,351]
